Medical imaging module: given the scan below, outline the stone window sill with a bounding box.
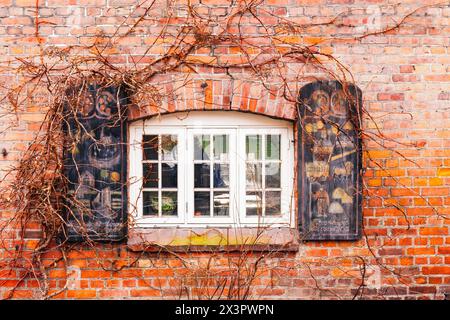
[127,227,299,252]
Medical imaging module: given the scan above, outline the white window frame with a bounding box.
[129,126,186,225]
[187,128,237,225]
[129,111,295,228]
[238,128,293,226]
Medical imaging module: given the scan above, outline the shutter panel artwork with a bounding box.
[298,80,362,240]
[63,84,128,241]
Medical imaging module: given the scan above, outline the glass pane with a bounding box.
[194,163,210,188]
[143,163,158,188]
[161,191,177,216]
[246,163,262,189]
[265,163,280,188]
[266,134,280,160]
[246,191,262,216]
[143,135,158,160]
[213,134,229,161]
[143,191,158,216]
[213,163,229,188]
[266,191,281,215]
[213,191,229,216]
[246,135,261,160]
[161,163,177,188]
[194,191,210,216]
[161,135,178,161]
[194,135,211,160]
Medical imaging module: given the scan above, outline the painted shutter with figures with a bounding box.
[298,80,363,240]
[63,84,128,241]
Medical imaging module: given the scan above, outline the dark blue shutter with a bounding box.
[298,80,362,240]
[63,84,128,241]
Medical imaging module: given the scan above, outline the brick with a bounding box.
[130,289,161,297]
[437,168,450,176]
[423,267,450,275]
[15,0,36,5]
[407,247,435,255]
[99,289,129,298]
[377,93,404,101]
[366,150,392,159]
[67,290,97,299]
[81,270,111,278]
[424,74,450,82]
[419,227,448,236]
[438,247,450,254]
[409,286,437,294]
[421,188,448,196]
[379,248,403,256]
[400,65,415,73]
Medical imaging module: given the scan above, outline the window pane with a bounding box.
[246,135,261,160]
[213,191,229,216]
[161,191,177,216]
[246,163,262,189]
[143,191,158,216]
[266,134,280,160]
[266,191,281,215]
[143,135,158,160]
[194,163,210,188]
[265,163,280,188]
[213,134,228,161]
[143,163,158,188]
[194,191,210,216]
[246,191,262,216]
[213,163,229,188]
[161,163,177,188]
[161,135,178,161]
[194,135,211,160]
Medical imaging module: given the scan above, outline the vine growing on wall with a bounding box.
[0,0,446,299]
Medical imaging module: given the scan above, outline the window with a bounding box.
[129,111,295,227]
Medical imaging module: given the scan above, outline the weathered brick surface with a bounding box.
[0,0,449,299]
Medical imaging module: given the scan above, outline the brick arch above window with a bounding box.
[127,79,298,122]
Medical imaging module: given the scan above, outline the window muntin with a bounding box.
[129,111,294,227]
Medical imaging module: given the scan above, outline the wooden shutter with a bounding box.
[298,80,362,240]
[63,84,128,241]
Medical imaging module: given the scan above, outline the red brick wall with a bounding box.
[0,0,449,299]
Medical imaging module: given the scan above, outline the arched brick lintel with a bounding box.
[127,79,298,122]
